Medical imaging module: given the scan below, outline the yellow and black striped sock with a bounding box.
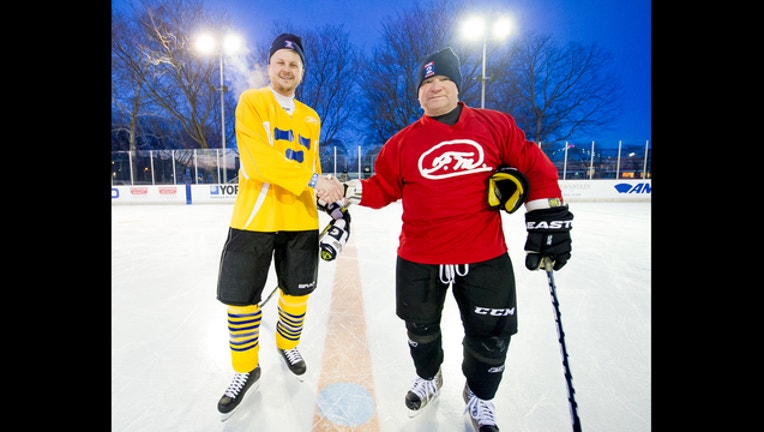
[227,304,261,372]
[275,293,308,350]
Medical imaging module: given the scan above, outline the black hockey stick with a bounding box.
[259,286,279,307]
[259,203,350,308]
[543,259,583,432]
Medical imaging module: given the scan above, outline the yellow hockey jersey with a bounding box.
[230,86,322,232]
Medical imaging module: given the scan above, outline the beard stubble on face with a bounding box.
[421,94,456,117]
[275,76,294,92]
[271,73,301,96]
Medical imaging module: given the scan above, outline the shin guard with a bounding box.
[275,293,308,350]
[227,304,262,372]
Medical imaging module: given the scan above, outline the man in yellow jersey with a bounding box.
[215,33,345,421]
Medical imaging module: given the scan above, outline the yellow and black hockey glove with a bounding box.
[319,207,351,261]
[317,198,345,220]
[488,166,529,214]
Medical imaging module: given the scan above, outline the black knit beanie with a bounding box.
[268,33,305,66]
[416,47,462,93]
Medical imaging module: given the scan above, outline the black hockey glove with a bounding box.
[524,205,574,271]
[319,208,351,261]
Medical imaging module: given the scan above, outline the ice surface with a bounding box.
[112,201,650,431]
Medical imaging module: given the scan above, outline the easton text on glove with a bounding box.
[524,205,573,271]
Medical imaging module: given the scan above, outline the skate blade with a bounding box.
[408,406,431,418]
[219,381,261,422]
[280,364,306,382]
[406,396,439,418]
[278,355,306,382]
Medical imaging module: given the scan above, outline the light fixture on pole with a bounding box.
[196,32,242,183]
[461,15,514,109]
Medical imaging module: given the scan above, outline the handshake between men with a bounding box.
[314,174,345,204]
[314,177,363,208]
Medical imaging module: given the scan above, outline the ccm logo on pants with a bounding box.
[473,307,515,316]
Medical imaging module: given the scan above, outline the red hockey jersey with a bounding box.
[359,102,561,264]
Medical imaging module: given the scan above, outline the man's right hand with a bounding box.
[315,175,344,204]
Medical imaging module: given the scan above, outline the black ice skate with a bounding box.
[217,365,261,422]
[278,347,307,381]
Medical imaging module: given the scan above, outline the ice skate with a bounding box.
[463,382,500,432]
[405,368,443,417]
[217,365,261,422]
[278,347,307,381]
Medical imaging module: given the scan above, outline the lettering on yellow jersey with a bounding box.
[274,127,310,162]
[285,149,304,162]
[274,127,294,142]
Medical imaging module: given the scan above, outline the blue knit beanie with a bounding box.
[268,33,305,66]
[417,47,462,93]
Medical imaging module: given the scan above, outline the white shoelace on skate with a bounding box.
[224,372,250,398]
[410,376,440,402]
[439,264,469,285]
[463,392,497,426]
[283,348,304,365]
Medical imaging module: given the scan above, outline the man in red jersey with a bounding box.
[340,47,573,432]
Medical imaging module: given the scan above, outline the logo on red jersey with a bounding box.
[418,139,493,179]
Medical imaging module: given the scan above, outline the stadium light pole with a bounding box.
[196,32,243,183]
[461,15,514,108]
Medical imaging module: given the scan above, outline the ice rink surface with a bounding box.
[112,201,651,431]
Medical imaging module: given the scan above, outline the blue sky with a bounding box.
[114,0,651,147]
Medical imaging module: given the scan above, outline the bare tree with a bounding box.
[112,6,163,153]
[113,0,236,153]
[359,0,460,145]
[299,25,362,147]
[496,33,624,144]
[112,0,625,161]
[358,0,623,147]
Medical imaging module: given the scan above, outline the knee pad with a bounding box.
[405,321,441,345]
[463,334,511,365]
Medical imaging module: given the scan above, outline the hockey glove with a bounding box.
[488,166,529,214]
[524,205,574,271]
[319,208,351,261]
[342,179,363,206]
[317,198,346,220]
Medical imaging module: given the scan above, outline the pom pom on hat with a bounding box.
[416,47,462,94]
[268,33,305,66]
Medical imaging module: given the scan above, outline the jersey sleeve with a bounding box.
[499,114,562,202]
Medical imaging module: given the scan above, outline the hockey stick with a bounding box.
[543,258,583,432]
[259,286,279,307]
[258,205,350,309]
